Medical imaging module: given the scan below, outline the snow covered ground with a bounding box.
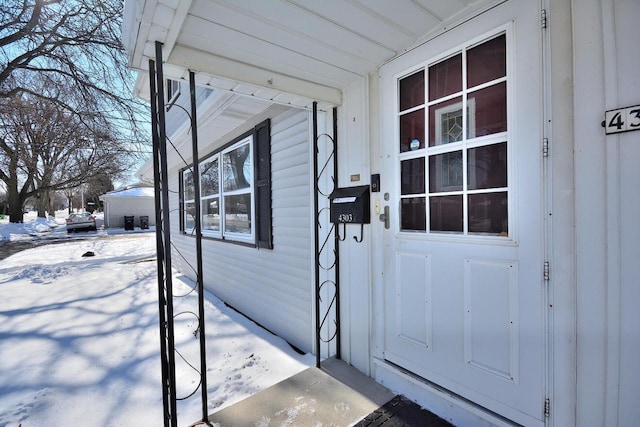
[0,213,314,426]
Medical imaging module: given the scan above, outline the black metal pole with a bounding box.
[188,70,210,423]
[149,58,170,427]
[154,41,178,427]
[332,107,340,360]
[313,102,321,368]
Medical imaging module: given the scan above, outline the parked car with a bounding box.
[66,212,97,233]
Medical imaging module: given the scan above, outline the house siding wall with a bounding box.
[573,1,640,426]
[168,107,313,352]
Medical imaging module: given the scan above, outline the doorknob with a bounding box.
[379,205,390,229]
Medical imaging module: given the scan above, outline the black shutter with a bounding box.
[255,119,272,249]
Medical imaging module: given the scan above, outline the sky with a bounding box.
[0,212,314,427]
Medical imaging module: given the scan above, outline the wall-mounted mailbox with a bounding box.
[329,185,370,224]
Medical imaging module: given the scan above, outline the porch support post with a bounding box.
[153,41,178,427]
[149,58,171,427]
[188,70,210,423]
[313,103,340,368]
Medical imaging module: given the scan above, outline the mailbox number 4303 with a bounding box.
[604,106,640,135]
[338,213,354,223]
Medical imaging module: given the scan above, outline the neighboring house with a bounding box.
[123,1,639,426]
[99,185,155,228]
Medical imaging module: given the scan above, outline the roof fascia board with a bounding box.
[169,45,343,106]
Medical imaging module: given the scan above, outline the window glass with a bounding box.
[429,195,463,232]
[401,158,425,195]
[429,151,463,193]
[200,158,219,196]
[184,201,195,231]
[428,96,463,146]
[202,198,219,232]
[183,170,195,232]
[224,194,251,234]
[401,198,426,231]
[400,70,425,111]
[468,143,507,190]
[400,109,425,152]
[428,53,462,101]
[223,144,251,191]
[184,169,194,200]
[467,34,506,88]
[468,192,508,235]
[467,82,507,138]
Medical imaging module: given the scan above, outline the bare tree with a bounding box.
[0,0,150,221]
[0,90,132,220]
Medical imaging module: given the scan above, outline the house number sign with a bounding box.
[603,105,640,135]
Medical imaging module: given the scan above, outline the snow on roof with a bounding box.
[100,186,154,199]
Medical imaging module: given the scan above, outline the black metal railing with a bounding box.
[313,103,340,368]
[149,42,210,427]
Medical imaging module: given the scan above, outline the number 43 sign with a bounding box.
[603,105,640,135]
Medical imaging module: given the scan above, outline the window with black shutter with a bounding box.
[179,119,272,249]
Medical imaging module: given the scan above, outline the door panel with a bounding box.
[379,1,545,425]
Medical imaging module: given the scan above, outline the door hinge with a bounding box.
[543,261,550,282]
[541,9,548,29]
[544,397,551,418]
[543,138,549,157]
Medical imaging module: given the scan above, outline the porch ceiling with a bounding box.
[124,0,495,109]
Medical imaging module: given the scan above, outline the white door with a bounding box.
[379,1,546,425]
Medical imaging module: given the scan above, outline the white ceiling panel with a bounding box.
[413,0,476,20]
[179,15,360,86]
[351,0,442,37]
[288,0,418,52]
[125,0,497,107]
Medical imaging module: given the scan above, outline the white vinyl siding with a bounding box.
[170,107,312,351]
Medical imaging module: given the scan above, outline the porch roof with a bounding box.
[123,0,496,110]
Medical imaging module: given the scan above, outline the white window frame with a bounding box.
[182,168,195,234]
[219,136,254,242]
[166,79,180,106]
[200,156,220,236]
[182,136,255,244]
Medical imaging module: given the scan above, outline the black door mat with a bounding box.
[355,395,454,427]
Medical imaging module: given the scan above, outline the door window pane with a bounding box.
[400,109,425,152]
[467,82,507,138]
[401,158,425,195]
[401,197,426,231]
[468,192,508,235]
[468,143,507,190]
[223,144,251,191]
[467,34,506,88]
[429,151,463,193]
[202,198,219,232]
[428,53,462,101]
[429,97,462,146]
[400,70,425,111]
[430,195,463,232]
[224,194,251,234]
